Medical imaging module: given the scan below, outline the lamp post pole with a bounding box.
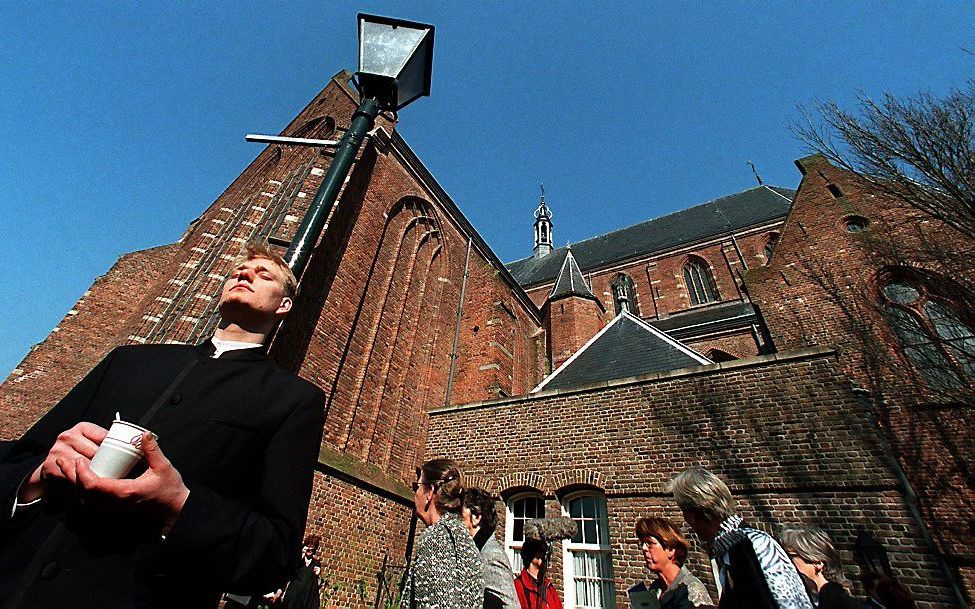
[284,97,381,280]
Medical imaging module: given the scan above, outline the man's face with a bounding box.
[219,257,292,323]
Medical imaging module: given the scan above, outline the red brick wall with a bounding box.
[524,227,780,325]
[746,155,975,594]
[523,223,782,362]
[303,471,413,609]
[1,244,177,438]
[685,329,759,360]
[545,296,604,369]
[426,349,958,607]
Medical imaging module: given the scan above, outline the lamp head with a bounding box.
[355,13,435,111]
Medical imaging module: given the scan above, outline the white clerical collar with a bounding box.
[211,336,263,358]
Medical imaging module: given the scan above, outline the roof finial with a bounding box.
[747,160,764,186]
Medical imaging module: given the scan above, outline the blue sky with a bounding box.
[1,1,972,375]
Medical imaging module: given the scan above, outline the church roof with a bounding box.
[507,185,794,287]
[549,249,598,302]
[533,310,712,393]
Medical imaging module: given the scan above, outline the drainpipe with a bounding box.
[729,231,747,270]
[644,263,660,319]
[444,238,472,406]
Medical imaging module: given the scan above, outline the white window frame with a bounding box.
[561,492,616,609]
[505,492,546,570]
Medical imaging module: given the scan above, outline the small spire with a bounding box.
[533,184,554,258]
[535,184,552,219]
[549,249,597,302]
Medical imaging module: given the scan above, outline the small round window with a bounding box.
[883,282,920,305]
[844,215,870,233]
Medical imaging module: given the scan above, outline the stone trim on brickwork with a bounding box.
[433,346,836,414]
[464,473,497,494]
[550,469,606,495]
[497,472,547,497]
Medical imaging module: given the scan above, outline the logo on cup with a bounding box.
[128,433,144,449]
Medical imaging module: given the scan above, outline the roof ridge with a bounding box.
[506,184,794,267]
[532,312,625,393]
[762,184,795,203]
[624,310,712,363]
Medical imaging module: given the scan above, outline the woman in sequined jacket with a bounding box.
[634,516,714,609]
[401,459,485,609]
[669,466,812,609]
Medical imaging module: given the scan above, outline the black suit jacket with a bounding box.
[0,343,326,609]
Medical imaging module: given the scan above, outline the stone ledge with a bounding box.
[430,346,837,415]
[316,443,413,505]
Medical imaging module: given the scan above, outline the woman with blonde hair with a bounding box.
[401,458,484,609]
[634,516,714,608]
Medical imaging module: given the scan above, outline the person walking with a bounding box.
[401,458,484,609]
[669,466,812,609]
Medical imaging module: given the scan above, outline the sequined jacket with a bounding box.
[401,512,485,609]
[650,565,715,608]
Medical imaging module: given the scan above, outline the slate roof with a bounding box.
[533,311,712,393]
[649,301,757,339]
[549,249,598,302]
[507,185,794,288]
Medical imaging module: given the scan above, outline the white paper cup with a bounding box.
[89,420,156,479]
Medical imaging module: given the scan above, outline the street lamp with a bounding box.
[284,13,435,280]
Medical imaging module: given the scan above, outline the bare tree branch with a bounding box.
[793,83,975,240]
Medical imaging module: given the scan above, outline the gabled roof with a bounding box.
[507,185,794,288]
[532,310,712,393]
[549,248,597,302]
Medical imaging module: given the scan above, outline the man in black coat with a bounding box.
[0,242,326,609]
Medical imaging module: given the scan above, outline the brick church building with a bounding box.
[2,73,972,607]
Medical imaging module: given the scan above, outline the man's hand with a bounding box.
[75,432,190,532]
[19,422,109,503]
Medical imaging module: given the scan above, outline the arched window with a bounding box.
[683,257,719,305]
[880,275,975,390]
[562,492,616,608]
[764,232,780,263]
[610,273,639,315]
[505,493,545,569]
